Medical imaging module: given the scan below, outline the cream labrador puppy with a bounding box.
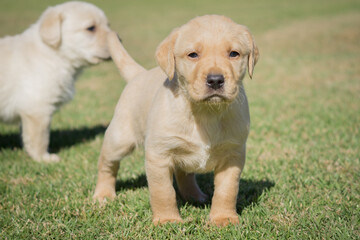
[0,1,111,162]
[94,15,259,226]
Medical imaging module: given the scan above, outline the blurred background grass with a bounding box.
[0,0,359,239]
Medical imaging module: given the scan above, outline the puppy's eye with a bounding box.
[188,52,199,59]
[229,51,240,58]
[87,25,96,32]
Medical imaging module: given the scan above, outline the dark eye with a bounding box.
[87,25,96,32]
[188,52,199,58]
[229,51,240,58]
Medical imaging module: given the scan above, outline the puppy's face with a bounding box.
[39,2,111,66]
[156,15,259,104]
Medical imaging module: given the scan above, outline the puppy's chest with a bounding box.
[170,124,245,173]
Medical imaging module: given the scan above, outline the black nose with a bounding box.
[206,74,225,90]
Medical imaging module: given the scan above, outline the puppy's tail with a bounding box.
[107,31,146,82]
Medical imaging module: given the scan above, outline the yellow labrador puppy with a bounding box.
[0,1,111,162]
[94,15,259,226]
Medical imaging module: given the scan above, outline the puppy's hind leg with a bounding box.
[21,112,59,162]
[93,121,136,203]
[175,168,208,203]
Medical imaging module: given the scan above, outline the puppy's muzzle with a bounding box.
[206,74,224,90]
[102,55,112,61]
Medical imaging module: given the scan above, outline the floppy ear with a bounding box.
[39,7,62,48]
[155,28,179,80]
[245,29,259,79]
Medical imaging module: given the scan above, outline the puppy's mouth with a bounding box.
[90,55,111,64]
[97,54,112,61]
[101,56,112,61]
[202,94,228,102]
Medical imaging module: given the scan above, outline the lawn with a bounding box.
[0,0,359,239]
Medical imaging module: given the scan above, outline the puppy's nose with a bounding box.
[206,74,224,90]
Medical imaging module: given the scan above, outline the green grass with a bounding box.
[0,0,359,239]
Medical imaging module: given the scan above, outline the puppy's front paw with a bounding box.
[41,153,61,163]
[210,214,239,227]
[152,216,183,225]
[93,188,116,203]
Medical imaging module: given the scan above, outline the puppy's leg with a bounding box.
[93,154,120,202]
[93,122,135,203]
[175,168,208,203]
[209,153,245,226]
[146,154,182,225]
[21,113,59,162]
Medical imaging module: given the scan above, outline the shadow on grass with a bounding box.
[115,172,275,215]
[179,173,275,214]
[115,174,148,191]
[0,124,106,152]
[236,177,275,214]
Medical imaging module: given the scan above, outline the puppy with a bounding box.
[0,1,111,162]
[94,15,259,226]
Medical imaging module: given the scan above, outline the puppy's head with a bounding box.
[39,1,111,66]
[156,15,259,105]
